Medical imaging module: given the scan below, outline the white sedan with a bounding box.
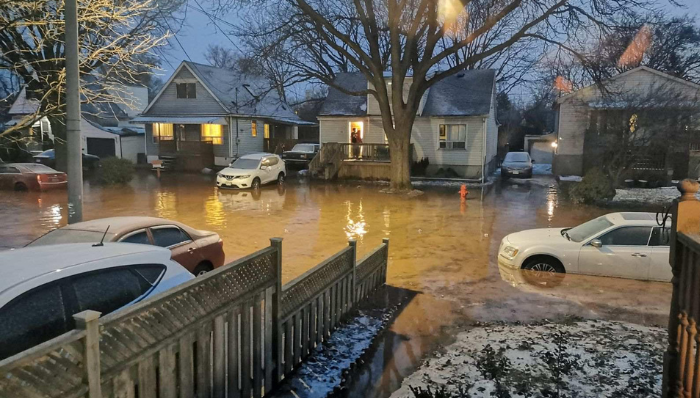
[498,212,672,282]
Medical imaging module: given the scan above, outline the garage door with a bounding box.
[87,138,116,158]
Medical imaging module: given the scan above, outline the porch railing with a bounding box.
[0,238,389,398]
[663,180,700,397]
[340,143,390,162]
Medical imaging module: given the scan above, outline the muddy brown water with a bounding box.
[0,171,673,397]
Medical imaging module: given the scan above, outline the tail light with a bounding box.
[36,175,43,183]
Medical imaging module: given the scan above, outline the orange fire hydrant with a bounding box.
[459,184,469,200]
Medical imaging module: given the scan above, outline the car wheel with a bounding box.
[501,171,509,180]
[522,257,565,287]
[14,182,27,191]
[193,262,213,277]
[277,172,285,184]
[251,178,261,190]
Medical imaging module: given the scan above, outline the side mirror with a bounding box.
[531,159,536,163]
[590,239,602,248]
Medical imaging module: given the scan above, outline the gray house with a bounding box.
[317,70,499,178]
[134,61,311,171]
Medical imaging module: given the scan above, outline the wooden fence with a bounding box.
[663,179,700,397]
[0,238,389,398]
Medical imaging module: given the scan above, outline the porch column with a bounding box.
[292,125,299,140]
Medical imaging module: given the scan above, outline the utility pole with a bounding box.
[65,0,83,223]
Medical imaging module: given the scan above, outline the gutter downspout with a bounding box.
[482,117,487,183]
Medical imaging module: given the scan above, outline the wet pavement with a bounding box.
[0,171,674,397]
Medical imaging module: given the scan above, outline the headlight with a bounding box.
[238,175,250,179]
[501,246,519,259]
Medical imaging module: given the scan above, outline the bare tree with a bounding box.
[204,44,239,70]
[0,0,182,169]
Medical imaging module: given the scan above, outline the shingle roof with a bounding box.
[183,61,305,123]
[318,70,495,117]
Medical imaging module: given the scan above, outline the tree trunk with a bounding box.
[50,116,68,172]
[388,127,412,191]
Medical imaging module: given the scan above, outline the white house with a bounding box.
[317,70,499,179]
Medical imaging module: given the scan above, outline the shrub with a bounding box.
[568,168,615,204]
[97,157,134,185]
[411,157,430,176]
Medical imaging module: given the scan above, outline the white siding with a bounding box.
[412,117,485,166]
[235,119,265,156]
[119,136,144,163]
[147,68,227,116]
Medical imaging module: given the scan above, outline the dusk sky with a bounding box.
[156,0,700,83]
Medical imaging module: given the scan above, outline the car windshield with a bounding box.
[291,144,315,152]
[25,164,57,173]
[504,153,529,162]
[37,150,55,158]
[231,158,260,169]
[27,229,116,246]
[566,216,614,242]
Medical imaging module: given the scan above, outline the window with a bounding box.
[0,166,20,174]
[264,124,270,139]
[0,285,67,360]
[649,227,671,246]
[133,265,166,285]
[153,123,174,143]
[151,226,191,248]
[201,124,223,145]
[176,83,196,99]
[262,156,279,167]
[598,226,652,246]
[119,230,151,245]
[252,121,258,137]
[439,124,466,149]
[71,269,146,316]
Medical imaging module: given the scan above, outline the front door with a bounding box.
[578,226,652,279]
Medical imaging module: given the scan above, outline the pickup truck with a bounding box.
[281,143,320,168]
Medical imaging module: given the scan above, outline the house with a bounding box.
[133,61,312,171]
[3,86,148,163]
[317,70,499,179]
[553,66,700,178]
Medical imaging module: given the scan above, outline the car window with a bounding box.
[133,265,166,285]
[649,227,671,246]
[231,158,259,169]
[151,226,191,248]
[598,226,652,246]
[567,216,614,242]
[70,268,148,316]
[266,156,279,166]
[0,285,67,360]
[119,230,151,245]
[0,166,20,174]
[504,153,529,162]
[292,144,315,152]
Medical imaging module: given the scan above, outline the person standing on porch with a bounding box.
[351,129,359,159]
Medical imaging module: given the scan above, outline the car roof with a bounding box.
[606,212,659,226]
[0,243,170,300]
[240,152,277,160]
[56,216,183,234]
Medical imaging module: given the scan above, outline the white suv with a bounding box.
[498,212,672,282]
[217,153,286,190]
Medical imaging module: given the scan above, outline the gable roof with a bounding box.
[143,61,308,124]
[318,70,495,117]
[8,88,39,116]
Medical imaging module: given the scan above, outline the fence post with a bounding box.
[348,240,357,305]
[74,310,102,398]
[382,238,390,285]
[663,179,700,397]
[270,238,283,385]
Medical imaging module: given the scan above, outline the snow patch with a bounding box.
[613,187,694,204]
[392,320,666,398]
[558,175,583,182]
[532,163,552,175]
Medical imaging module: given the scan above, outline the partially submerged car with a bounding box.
[282,143,320,167]
[33,149,100,170]
[217,153,286,190]
[27,217,225,276]
[0,243,193,360]
[501,152,534,179]
[0,163,67,191]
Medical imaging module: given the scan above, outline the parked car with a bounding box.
[498,212,672,282]
[282,143,320,168]
[501,152,534,179]
[27,217,225,276]
[33,149,100,170]
[0,243,193,360]
[217,152,286,190]
[0,163,67,191]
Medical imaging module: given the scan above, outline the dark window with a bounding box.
[649,227,671,246]
[71,269,146,315]
[598,226,652,246]
[0,285,68,360]
[176,83,196,99]
[151,227,190,248]
[134,265,166,285]
[0,166,20,174]
[120,230,151,245]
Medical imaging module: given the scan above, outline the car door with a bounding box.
[0,165,21,189]
[578,226,653,279]
[649,226,673,281]
[150,225,203,271]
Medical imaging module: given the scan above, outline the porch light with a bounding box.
[551,141,558,148]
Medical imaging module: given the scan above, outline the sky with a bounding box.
[156,0,700,84]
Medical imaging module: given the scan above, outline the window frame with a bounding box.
[438,124,467,150]
[175,82,196,99]
[0,166,21,174]
[593,226,653,247]
[152,123,174,144]
[649,226,671,247]
[251,121,258,137]
[149,225,193,249]
[201,124,223,145]
[263,123,270,139]
[117,229,153,245]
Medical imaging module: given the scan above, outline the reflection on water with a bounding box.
[345,200,368,241]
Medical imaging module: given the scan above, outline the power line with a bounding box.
[158,7,193,62]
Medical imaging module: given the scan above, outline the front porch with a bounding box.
[309,142,392,180]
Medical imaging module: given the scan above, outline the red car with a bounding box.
[27,217,225,276]
[0,163,67,191]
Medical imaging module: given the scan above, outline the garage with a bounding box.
[87,137,116,158]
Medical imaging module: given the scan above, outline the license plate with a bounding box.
[512,171,520,175]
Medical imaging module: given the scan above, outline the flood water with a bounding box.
[0,171,673,397]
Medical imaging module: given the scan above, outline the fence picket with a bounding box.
[178,334,195,397]
[253,294,263,397]
[158,345,177,398]
[227,308,240,398]
[241,303,252,397]
[213,314,226,397]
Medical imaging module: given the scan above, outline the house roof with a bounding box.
[8,88,39,115]
[318,70,495,117]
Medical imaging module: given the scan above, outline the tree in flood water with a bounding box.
[0,0,181,169]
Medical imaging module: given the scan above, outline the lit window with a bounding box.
[439,124,466,149]
[252,121,257,137]
[264,124,270,139]
[349,121,364,141]
[153,123,174,143]
[201,124,223,145]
